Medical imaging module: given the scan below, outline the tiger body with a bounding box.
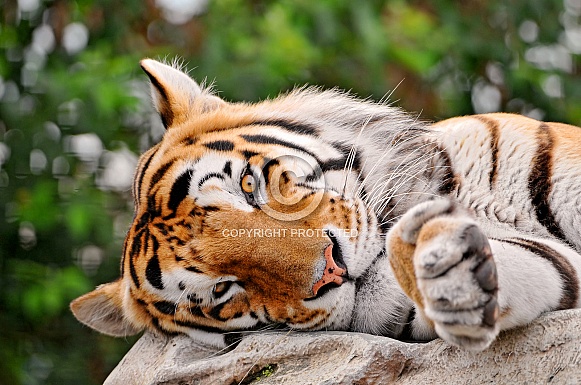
[71,59,581,352]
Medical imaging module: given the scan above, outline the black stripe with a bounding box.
[185,265,204,273]
[147,194,162,218]
[121,236,129,276]
[189,305,205,317]
[181,137,197,146]
[261,305,276,323]
[154,222,170,236]
[130,231,143,259]
[242,150,259,159]
[260,158,279,186]
[436,145,458,195]
[502,238,579,309]
[167,235,186,246]
[528,124,566,241]
[223,161,232,177]
[141,67,174,128]
[188,294,203,305]
[150,317,179,336]
[223,332,243,349]
[174,319,224,334]
[241,134,319,161]
[128,230,145,288]
[129,249,140,288]
[320,156,355,173]
[152,234,160,253]
[197,172,225,189]
[149,160,175,191]
[208,302,229,321]
[135,146,159,203]
[331,143,362,172]
[353,249,386,294]
[204,140,235,152]
[168,171,193,213]
[488,122,500,186]
[135,211,151,231]
[146,251,164,290]
[398,307,415,341]
[241,134,348,175]
[304,170,323,182]
[475,115,500,187]
[153,301,177,315]
[253,119,319,136]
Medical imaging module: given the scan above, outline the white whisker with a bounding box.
[341,114,375,196]
[350,129,428,205]
[360,142,437,211]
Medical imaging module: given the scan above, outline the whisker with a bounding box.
[350,129,428,205]
[201,325,289,360]
[370,164,447,214]
[203,340,242,359]
[365,162,441,211]
[345,114,424,200]
[172,289,188,323]
[362,143,448,215]
[341,114,375,196]
[378,214,404,228]
[361,143,439,210]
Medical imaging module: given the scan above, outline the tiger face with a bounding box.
[71,59,386,346]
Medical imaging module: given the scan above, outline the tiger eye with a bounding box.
[214,281,231,296]
[241,174,255,193]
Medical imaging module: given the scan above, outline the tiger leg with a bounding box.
[386,198,581,351]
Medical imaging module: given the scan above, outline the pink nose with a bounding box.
[312,244,347,296]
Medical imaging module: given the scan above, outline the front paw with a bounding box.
[388,199,500,351]
[416,219,499,351]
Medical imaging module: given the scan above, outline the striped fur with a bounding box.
[71,59,581,351]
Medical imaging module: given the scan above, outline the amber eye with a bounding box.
[241,174,256,193]
[213,281,233,299]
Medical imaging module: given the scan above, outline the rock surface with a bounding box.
[104,309,581,385]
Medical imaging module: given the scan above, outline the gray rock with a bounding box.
[104,309,581,385]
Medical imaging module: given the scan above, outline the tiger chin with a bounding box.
[71,58,581,352]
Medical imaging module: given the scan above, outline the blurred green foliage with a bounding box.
[1,0,580,383]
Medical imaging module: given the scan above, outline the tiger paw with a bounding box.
[388,199,500,351]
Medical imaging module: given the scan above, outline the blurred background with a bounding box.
[1,0,580,383]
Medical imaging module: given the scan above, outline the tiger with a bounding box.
[70,58,581,352]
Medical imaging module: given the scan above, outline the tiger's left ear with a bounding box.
[140,59,226,129]
[70,279,142,337]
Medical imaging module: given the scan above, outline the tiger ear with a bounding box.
[140,58,226,129]
[70,280,142,337]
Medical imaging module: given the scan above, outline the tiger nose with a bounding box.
[312,244,347,296]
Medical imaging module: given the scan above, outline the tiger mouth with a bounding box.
[306,232,350,301]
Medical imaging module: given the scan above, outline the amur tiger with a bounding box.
[71,59,581,352]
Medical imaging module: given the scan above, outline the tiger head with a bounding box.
[70,59,415,347]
